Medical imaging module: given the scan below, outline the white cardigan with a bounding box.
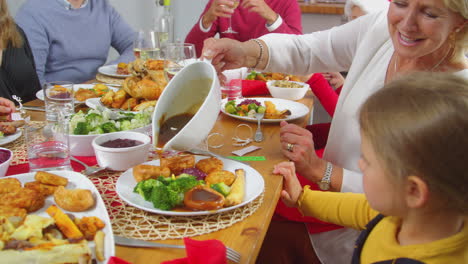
[260,10,468,263]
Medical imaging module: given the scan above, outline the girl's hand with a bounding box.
[322,72,345,89]
[274,161,302,207]
[202,38,247,72]
[241,0,278,25]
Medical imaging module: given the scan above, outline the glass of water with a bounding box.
[221,69,243,101]
[162,43,196,81]
[43,81,74,121]
[133,29,161,60]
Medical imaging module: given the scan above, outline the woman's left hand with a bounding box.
[241,0,278,25]
[0,97,15,117]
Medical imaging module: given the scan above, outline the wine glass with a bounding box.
[133,29,161,60]
[222,0,240,34]
[162,43,196,81]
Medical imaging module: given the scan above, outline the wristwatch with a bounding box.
[318,162,333,191]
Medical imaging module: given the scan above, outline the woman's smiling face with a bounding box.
[388,0,465,60]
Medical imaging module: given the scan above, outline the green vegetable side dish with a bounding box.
[69,107,152,135]
[224,100,266,118]
[133,174,205,211]
[210,182,231,197]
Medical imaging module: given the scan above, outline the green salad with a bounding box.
[69,107,153,135]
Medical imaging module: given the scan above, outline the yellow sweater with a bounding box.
[298,187,468,263]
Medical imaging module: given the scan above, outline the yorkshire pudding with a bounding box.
[184,185,225,211]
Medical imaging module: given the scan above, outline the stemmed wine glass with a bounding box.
[222,0,240,34]
[133,29,161,60]
[162,43,196,81]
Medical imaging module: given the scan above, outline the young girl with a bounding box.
[275,72,468,263]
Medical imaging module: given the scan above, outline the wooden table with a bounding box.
[25,91,314,264]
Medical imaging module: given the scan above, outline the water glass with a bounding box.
[133,29,161,60]
[162,43,196,81]
[43,81,74,121]
[221,69,243,101]
[26,117,71,172]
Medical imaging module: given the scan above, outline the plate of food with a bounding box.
[1,170,114,263]
[0,129,22,146]
[36,83,119,103]
[221,97,310,123]
[98,64,131,78]
[0,118,26,146]
[116,153,265,216]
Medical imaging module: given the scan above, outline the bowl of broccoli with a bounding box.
[69,107,153,156]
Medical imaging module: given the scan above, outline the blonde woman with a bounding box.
[0,0,41,103]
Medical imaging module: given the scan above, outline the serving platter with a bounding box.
[5,171,115,263]
[220,97,310,123]
[98,65,131,78]
[36,84,119,102]
[85,98,137,113]
[0,129,22,146]
[116,155,265,216]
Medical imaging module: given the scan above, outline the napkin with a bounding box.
[161,238,227,264]
[241,80,270,96]
[107,256,132,264]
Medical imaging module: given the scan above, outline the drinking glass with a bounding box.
[133,29,161,60]
[162,43,196,81]
[26,114,71,172]
[43,81,74,121]
[222,0,240,34]
[221,69,243,101]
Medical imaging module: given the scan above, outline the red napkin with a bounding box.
[162,238,227,264]
[6,156,98,176]
[241,80,269,96]
[107,256,132,264]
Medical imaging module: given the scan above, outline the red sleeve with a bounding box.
[307,73,339,117]
[270,0,302,34]
[184,0,219,57]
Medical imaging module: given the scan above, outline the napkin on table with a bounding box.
[162,238,227,264]
[241,80,269,96]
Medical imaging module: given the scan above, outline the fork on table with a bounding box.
[114,235,241,263]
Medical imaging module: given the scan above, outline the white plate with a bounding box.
[98,65,131,78]
[116,155,265,216]
[5,171,114,263]
[220,97,310,123]
[0,130,22,146]
[85,98,137,113]
[36,84,119,102]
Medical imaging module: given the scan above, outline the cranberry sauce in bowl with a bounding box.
[100,138,143,148]
[0,149,11,164]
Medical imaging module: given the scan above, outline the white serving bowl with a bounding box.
[0,147,13,177]
[152,61,220,151]
[266,80,309,101]
[92,131,151,171]
[70,125,151,157]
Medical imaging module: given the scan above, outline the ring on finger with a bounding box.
[287,143,294,152]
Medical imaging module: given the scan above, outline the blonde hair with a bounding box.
[443,0,468,62]
[359,72,468,214]
[0,0,22,49]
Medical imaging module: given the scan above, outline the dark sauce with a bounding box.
[157,113,194,148]
[101,138,143,148]
[0,149,11,163]
[191,188,221,202]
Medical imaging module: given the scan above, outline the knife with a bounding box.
[114,236,184,249]
[22,106,46,112]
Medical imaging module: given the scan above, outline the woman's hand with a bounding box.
[202,38,248,72]
[274,161,302,207]
[241,0,278,25]
[0,97,15,118]
[203,0,238,27]
[279,121,325,182]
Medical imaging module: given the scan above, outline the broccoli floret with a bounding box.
[101,122,119,133]
[149,185,184,210]
[210,182,231,197]
[85,113,103,129]
[73,122,89,135]
[133,179,161,200]
[89,126,104,134]
[119,120,132,131]
[170,175,202,194]
[157,175,174,185]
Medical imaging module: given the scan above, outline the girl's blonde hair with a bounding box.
[0,0,22,49]
[359,72,468,214]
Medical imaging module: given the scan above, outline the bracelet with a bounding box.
[251,39,264,69]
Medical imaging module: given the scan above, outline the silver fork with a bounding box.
[254,112,264,142]
[70,156,106,176]
[114,235,241,263]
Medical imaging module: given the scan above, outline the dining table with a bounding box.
[14,89,314,264]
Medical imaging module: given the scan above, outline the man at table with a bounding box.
[15,0,136,85]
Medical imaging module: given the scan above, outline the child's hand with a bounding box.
[274,161,303,207]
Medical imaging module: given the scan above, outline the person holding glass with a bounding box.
[202,0,468,262]
[185,0,302,57]
[15,0,136,85]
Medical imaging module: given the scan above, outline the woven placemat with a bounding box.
[88,171,264,240]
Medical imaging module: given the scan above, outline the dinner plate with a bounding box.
[5,171,114,263]
[220,97,310,123]
[36,84,119,102]
[98,65,131,78]
[0,129,22,146]
[85,98,137,113]
[116,155,265,216]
